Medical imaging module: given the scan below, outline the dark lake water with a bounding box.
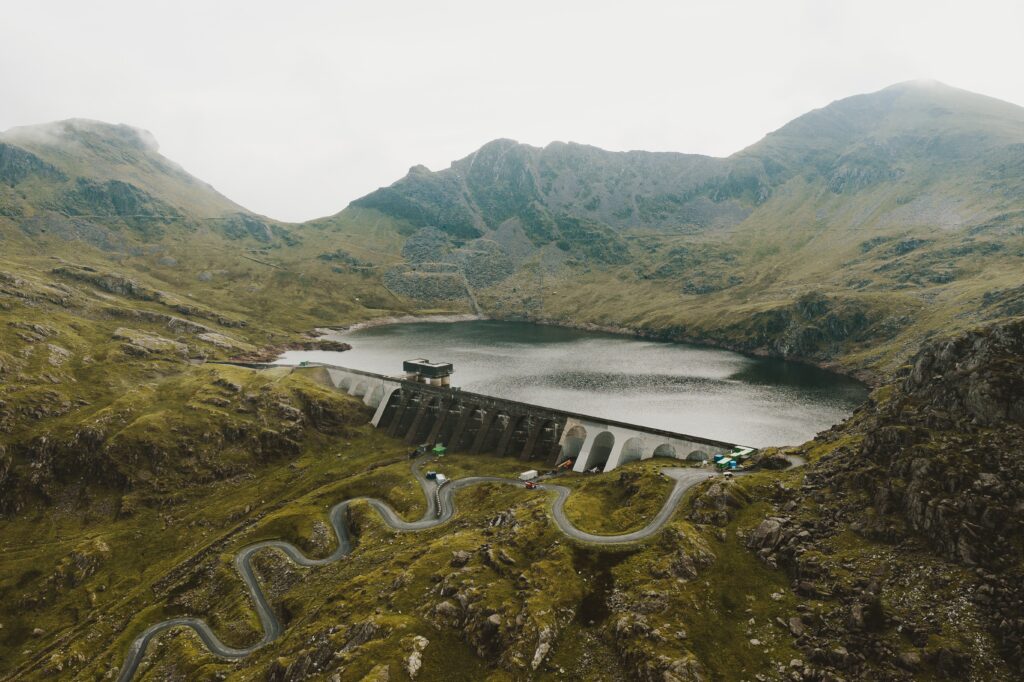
[276,320,868,448]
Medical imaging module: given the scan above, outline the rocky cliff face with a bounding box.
[352,138,760,247]
[758,317,1024,677]
[901,321,1024,426]
[841,318,1024,566]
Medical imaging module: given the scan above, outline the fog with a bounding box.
[2,0,1022,222]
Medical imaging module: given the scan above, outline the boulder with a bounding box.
[403,635,429,680]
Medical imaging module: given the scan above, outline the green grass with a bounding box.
[674,496,801,679]
[559,459,676,534]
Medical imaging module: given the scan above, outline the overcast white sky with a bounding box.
[2,1,1022,222]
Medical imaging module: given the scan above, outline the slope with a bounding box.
[333,81,1024,379]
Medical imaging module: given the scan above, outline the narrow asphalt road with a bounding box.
[116,456,802,681]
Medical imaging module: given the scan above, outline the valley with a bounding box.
[0,80,1022,681]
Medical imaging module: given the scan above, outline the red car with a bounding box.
[524,481,538,489]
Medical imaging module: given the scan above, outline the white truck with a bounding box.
[519,470,539,481]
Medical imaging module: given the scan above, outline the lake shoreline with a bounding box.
[315,313,484,336]
[312,312,876,389]
[499,313,879,388]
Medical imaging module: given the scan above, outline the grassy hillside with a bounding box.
[1,81,1023,680]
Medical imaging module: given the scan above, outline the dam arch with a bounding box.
[652,443,677,459]
[559,424,588,464]
[585,431,616,471]
[619,437,646,466]
[366,384,386,407]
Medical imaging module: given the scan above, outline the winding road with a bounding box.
[116,456,800,681]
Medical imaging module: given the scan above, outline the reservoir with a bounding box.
[277,319,867,448]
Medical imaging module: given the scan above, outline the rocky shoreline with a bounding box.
[227,338,353,364]
[315,312,484,336]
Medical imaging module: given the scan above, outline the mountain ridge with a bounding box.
[1,80,1024,680]
[4,81,1021,381]
[348,80,1019,241]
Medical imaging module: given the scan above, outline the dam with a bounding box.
[295,361,750,472]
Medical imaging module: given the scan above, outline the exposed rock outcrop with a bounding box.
[755,317,1024,677]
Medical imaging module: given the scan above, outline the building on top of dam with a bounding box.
[403,358,454,386]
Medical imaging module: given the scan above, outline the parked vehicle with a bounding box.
[524,481,538,489]
[425,471,437,480]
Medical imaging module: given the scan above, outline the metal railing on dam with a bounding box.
[229,361,754,473]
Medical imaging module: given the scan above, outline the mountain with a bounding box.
[4,83,1021,380]
[1,82,1023,680]
[353,81,1023,241]
[2,119,241,215]
[338,81,1024,379]
[0,118,311,250]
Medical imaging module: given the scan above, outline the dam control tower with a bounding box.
[402,358,454,387]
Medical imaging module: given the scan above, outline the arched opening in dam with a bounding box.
[586,431,616,470]
[653,443,678,459]
[367,384,386,407]
[560,424,588,463]
[619,437,646,466]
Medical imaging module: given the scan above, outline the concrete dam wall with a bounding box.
[296,363,749,472]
